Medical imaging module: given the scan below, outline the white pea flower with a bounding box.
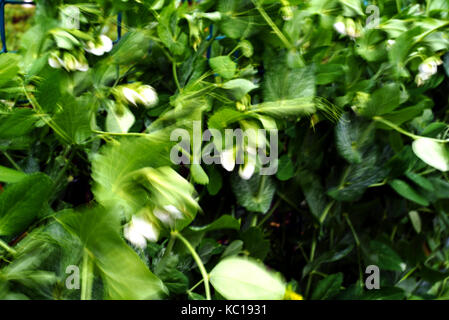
[65,54,89,72]
[153,205,184,228]
[220,148,235,172]
[386,39,396,50]
[77,64,89,72]
[238,147,257,180]
[124,223,147,249]
[49,51,89,72]
[75,58,89,72]
[333,18,360,38]
[419,60,438,76]
[345,19,360,38]
[137,85,159,108]
[120,84,159,108]
[333,21,346,35]
[124,215,159,249]
[85,35,113,56]
[48,54,64,69]
[416,57,442,86]
[122,87,141,106]
[220,145,258,180]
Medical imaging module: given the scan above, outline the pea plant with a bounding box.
[0,0,449,300]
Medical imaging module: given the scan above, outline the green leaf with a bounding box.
[248,98,316,118]
[0,109,38,139]
[315,64,344,85]
[298,170,327,220]
[302,244,354,277]
[311,273,343,300]
[189,215,240,232]
[388,27,422,74]
[210,256,286,300]
[360,287,406,300]
[429,177,449,199]
[335,113,374,164]
[221,240,244,258]
[105,104,135,134]
[405,171,434,191]
[264,64,315,102]
[188,292,206,300]
[208,107,245,129]
[154,255,189,294]
[240,227,270,260]
[209,56,237,79]
[389,179,429,206]
[0,173,52,236]
[0,53,20,88]
[52,30,80,50]
[57,206,168,300]
[206,166,222,196]
[359,83,402,117]
[92,134,173,215]
[356,29,387,62]
[367,240,404,272]
[409,210,421,234]
[0,165,26,183]
[339,0,364,16]
[238,40,253,57]
[328,147,389,202]
[222,79,258,100]
[276,155,294,181]
[231,174,275,213]
[111,30,153,64]
[190,164,209,185]
[412,138,449,172]
[217,0,260,39]
[157,5,187,56]
[52,95,92,145]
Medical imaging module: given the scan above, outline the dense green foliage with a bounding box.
[1,0,449,300]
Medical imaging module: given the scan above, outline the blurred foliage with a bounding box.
[0,0,449,300]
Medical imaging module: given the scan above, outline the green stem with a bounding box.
[0,239,16,255]
[368,179,387,188]
[344,213,360,246]
[53,147,73,185]
[252,0,294,50]
[81,250,94,300]
[172,60,182,92]
[398,266,417,283]
[2,151,22,172]
[93,129,151,138]
[344,213,363,282]
[373,116,421,140]
[319,201,335,224]
[173,231,211,300]
[23,85,72,144]
[188,278,204,294]
[257,199,281,227]
[162,234,176,259]
[395,0,401,13]
[374,116,449,143]
[305,230,317,298]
